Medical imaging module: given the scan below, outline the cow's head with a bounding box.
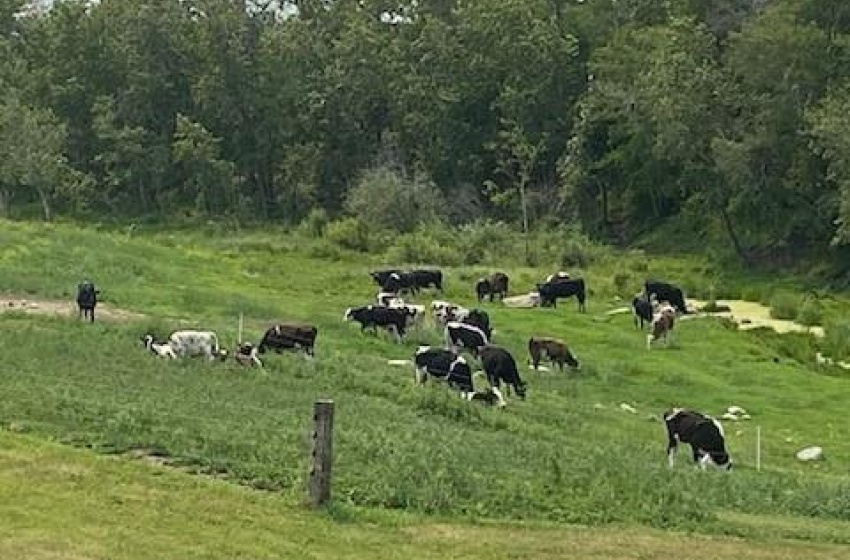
[699,452,732,471]
[565,350,580,369]
[140,334,154,349]
[217,348,229,362]
[343,307,354,321]
[515,381,528,400]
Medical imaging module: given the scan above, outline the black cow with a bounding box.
[76,280,99,323]
[632,294,654,329]
[370,269,402,288]
[475,272,509,303]
[444,322,489,355]
[413,346,474,394]
[536,277,587,312]
[462,309,492,339]
[645,280,688,314]
[664,408,732,470]
[410,269,443,292]
[344,305,413,342]
[479,345,527,402]
[258,322,318,356]
[528,337,579,371]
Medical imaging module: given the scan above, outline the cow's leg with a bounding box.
[89,307,95,323]
[667,442,679,468]
[414,366,428,385]
[491,386,507,407]
[646,334,653,350]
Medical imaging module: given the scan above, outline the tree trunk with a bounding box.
[720,206,749,264]
[0,189,8,218]
[36,186,52,221]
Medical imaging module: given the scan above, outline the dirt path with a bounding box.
[686,298,825,337]
[0,295,146,322]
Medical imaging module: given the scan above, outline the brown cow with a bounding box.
[475,272,510,303]
[647,303,677,349]
[528,337,580,371]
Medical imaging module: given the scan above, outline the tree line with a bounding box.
[2,0,850,265]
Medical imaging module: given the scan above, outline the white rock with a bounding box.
[727,405,747,415]
[741,414,751,420]
[619,403,637,414]
[593,403,605,410]
[387,359,411,366]
[796,446,824,462]
[721,412,739,421]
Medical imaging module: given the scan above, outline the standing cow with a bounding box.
[664,408,732,470]
[475,272,509,303]
[645,280,688,314]
[528,337,579,371]
[167,330,226,361]
[536,277,587,312]
[76,280,99,323]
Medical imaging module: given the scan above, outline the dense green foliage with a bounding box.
[1,221,849,538]
[2,0,850,267]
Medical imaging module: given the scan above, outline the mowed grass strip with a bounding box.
[1,220,849,536]
[1,430,848,560]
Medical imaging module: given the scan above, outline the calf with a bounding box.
[475,272,509,303]
[647,302,676,349]
[536,277,587,312]
[344,305,412,342]
[141,334,177,359]
[444,322,489,355]
[528,337,579,371]
[664,408,732,470]
[413,346,474,394]
[258,322,318,356]
[168,330,225,360]
[480,345,526,403]
[632,293,654,329]
[76,280,100,323]
[645,280,688,314]
[234,342,264,367]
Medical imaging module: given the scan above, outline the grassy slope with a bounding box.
[2,430,849,560]
[1,220,849,552]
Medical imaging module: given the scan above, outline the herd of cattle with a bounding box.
[74,270,731,471]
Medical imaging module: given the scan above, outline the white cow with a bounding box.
[168,330,223,360]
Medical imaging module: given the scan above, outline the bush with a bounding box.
[561,238,594,269]
[823,321,850,360]
[769,292,799,320]
[298,208,329,238]
[344,167,444,233]
[612,271,631,298]
[384,230,462,266]
[740,285,763,302]
[796,296,824,326]
[325,217,374,252]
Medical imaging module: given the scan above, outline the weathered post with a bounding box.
[309,399,335,507]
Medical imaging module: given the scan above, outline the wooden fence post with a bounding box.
[309,399,335,507]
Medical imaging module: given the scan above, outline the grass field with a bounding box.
[1,219,849,556]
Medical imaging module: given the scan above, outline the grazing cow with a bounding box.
[141,334,177,359]
[664,408,732,470]
[258,322,318,356]
[168,330,225,360]
[344,305,413,342]
[409,268,443,292]
[462,308,492,339]
[632,293,655,329]
[645,280,688,314]
[479,345,526,402]
[76,280,99,323]
[234,342,263,367]
[444,322,489,355]
[647,302,677,349]
[475,272,510,303]
[370,269,402,288]
[536,277,587,312]
[528,337,579,371]
[432,301,470,327]
[413,346,474,394]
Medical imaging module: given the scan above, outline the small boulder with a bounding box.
[619,403,637,414]
[796,446,824,462]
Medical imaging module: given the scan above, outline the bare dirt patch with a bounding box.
[686,298,825,337]
[0,295,146,322]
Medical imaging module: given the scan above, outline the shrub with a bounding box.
[298,208,329,238]
[384,230,462,266]
[612,271,631,298]
[344,167,444,233]
[796,296,824,326]
[769,292,799,320]
[822,321,850,360]
[325,217,373,252]
[740,285,763,302]
[561,238,593,269]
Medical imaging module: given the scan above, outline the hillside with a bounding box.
[0,220,849,554]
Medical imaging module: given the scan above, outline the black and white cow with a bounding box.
[479,345,527,403]
[528,337,579,371]
[344,305,413,342]
[141,334,177,359]
[632,293,654,329]
[647,302,677,349]
[663,408,732,470]
[76,280,99,323]
[413,346,474,394]
[258,322,318,356]
[444,321,489,355]
[168,330,226,360]
[475,272,509,303]
[536,277,587,312]
[462,308,492,339]
[645,280,688,314]
[432,301,470,327]
[234,342,264,367]
[370,269,403,288]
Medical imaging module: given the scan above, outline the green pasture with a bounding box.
[1,219,849,552]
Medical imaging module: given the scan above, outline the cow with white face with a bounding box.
[647,301,677,349]
[664,408,732,471]
[168,330,226,361]
[141,334,177,359]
